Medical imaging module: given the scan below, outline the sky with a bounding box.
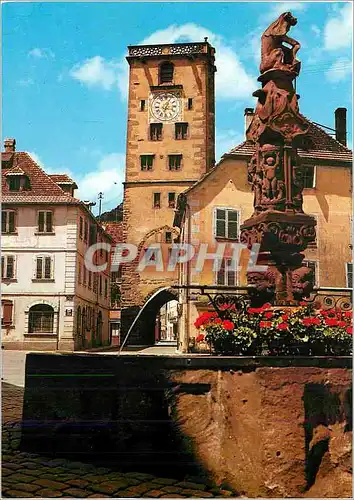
[2,1,353,214]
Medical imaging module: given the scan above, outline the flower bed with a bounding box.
[194,302,353,356]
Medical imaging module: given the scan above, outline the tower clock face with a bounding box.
[150,92,182,122]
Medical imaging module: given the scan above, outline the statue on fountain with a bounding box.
[241,12,317,305]
[260,11,301,76]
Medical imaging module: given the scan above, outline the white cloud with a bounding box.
[17,78,34,87]
[311,24,321,38]
[28,48,54,59]
[70,56,122,91]
[264,2,307,21]
[71,23,255,101]
[216,129,244,161]
[324,3,353,51]
[76,153,125,210]
[326,57,352,83]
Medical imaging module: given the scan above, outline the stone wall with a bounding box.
[21,354,352,497]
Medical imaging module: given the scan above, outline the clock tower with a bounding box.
[121,40,216,344]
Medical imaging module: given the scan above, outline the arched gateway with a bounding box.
[120,287,178,347]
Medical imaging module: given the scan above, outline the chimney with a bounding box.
[4,138,16,152]
[244,108,254,137]
[335,108,347,146]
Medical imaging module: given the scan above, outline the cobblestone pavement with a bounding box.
[2,383,238,498]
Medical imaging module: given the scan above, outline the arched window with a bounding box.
[76,306,81,336]
[159,62,174,84]
[29,304,54,333]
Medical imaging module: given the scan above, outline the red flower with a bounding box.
[338,320,347,327]
[260,321,272,328]
[302,317,313,327]
[345,311,352,318]
[346,326,352,335]
[222,320,234,331]
[264,311,273,319]
[277,322,289,330]
[248,307,263,314]
[311,317,321,326]
[262,302,272,309]
[214,318,222,324]
[320,309,328,317]
[326,309,336,317]
[196,334,205,342]
[325,318,338,327]
[299,301,308,306]
[282,314,289,321]
[220,303,236,311]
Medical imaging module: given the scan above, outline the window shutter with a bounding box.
[1,211,7,233]
[46,212,53,232]
[8,211,15,233]
[89,224,97,245]
[44,257,52,279]
[36,257,43,279]
[79,217,83,238]
[38,212,45,232]
[215,209,226,238]
[227,210,239,239]
[2,301,13,325]
[6,256,14,279]
[1,256,4,279]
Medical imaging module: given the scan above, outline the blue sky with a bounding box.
[3,1,352,214]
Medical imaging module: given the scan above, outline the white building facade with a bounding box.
[1,140,111,351]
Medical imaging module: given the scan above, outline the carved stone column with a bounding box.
[240,11,316,305]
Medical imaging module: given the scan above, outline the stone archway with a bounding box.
[121,287,179,346]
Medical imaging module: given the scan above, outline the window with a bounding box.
[2,300,13,326]
[105,278,108,298]
[88,270,92,289]
[76,306,81,336]
[150,123,162,141]
[78,263,82,284]
[168,154,182,171]
[303,260,318,287]
[38,211,53,233]
[28,304,54,334]
[346,263,353,288]
[79,217,83,239]
[188,98,193,110]
[159,62,174,84]
[168,192,176,208]
[303,165,315,188]
[84,220,88,242]
[1,255,15,280]
[2,210,16,234]
[140,100,146,111]
[175,123,188,140]
[216,258,237,286]
[165,231,172,244]
[214,208,239,240]
[83,266,87,286]
[8,176,20,191]
[141,155,154,171]
[35,256,53,280]
[153,192,161,209]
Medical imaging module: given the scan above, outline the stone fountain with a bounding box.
[240,11,316,305]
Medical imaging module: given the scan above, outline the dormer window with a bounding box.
[159,62,174,84]
[6,169,31,191]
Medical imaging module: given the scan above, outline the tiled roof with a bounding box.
[103,222,123,244]
[226,119,352,163]
[1,151,81,204]
[49,174,76,184]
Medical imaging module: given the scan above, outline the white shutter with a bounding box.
[33,256,38,279]
[50,256,55,279]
